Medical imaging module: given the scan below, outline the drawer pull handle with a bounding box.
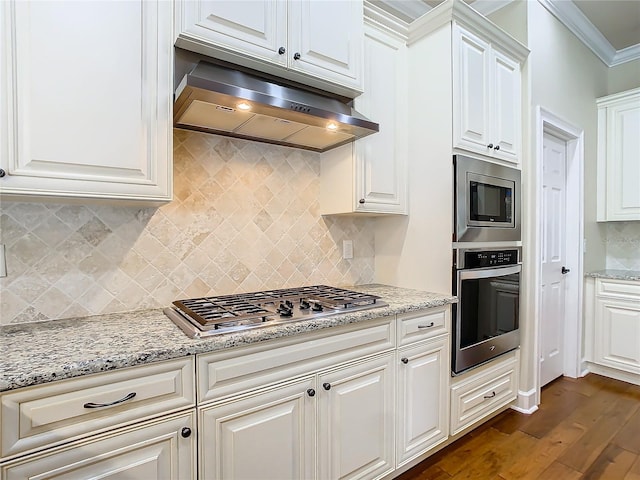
[483,391,496,399]
[418,322,435,329]
[83,392,136,409]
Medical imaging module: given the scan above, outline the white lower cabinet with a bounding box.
[1,411,196,480]
[199,377,316,480]
[317,354,395,480]
[450,350,518,435]
[199,353,395,480]
[396,335,449,467]
[585,277,640,382]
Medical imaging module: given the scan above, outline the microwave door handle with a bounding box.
[458,264,521,281]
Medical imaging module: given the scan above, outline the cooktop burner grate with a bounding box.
[165,285,386,338]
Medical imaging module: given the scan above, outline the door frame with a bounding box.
[533,107,584,404]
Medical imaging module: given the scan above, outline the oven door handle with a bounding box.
[458,264,521,281]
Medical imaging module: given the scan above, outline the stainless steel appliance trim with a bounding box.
[454,155,521,243]
[453,263,521,375]
[465,172,516,228]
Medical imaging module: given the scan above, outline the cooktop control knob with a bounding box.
[300,299,310,310]
[285,300,294,309]
[312,302,323,312]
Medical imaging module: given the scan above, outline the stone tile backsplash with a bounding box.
[0,130,375,325]
[605,221,640,270]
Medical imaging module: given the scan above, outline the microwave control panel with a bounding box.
[464,249,519,268]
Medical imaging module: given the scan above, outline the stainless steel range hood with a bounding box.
[174,62,379,153]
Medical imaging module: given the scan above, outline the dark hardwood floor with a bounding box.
[396,374,640,480]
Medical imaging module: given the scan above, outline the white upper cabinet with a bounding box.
[453,23,521,163]
[174,0,363,97]
[319,19,408,215]
[597,88,640,221]
[0,1,173,205]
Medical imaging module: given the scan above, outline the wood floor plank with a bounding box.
[518,387,587,439]
[613,406,640,454]
[486,409,531,435]
[624,455,640,480]
[497,421,586,480]
[435,427,511,476]
[537,461,583,480]
[581,443,638,480]
[557,392,640,472]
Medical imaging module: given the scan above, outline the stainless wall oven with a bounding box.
[452,247,521,374]
[454,155,521,243]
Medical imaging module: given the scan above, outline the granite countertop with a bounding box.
[585,270,640,281]
[0,284,456,392]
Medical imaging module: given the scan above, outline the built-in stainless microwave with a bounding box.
[454,155,521,243]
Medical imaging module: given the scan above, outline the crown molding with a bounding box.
[470,0,514,17]
[364,1,409,41]
[537,0,640,67]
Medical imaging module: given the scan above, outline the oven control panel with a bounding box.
[464,249,519,268]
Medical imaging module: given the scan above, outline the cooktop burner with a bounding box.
[164,285,386,338]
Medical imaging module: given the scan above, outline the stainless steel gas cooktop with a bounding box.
[164,285,387,338]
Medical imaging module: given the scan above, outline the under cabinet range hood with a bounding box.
[174,62,379,152]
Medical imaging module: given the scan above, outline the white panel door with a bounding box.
[540,132,568,387]
[354,24,407,214]
[453,25,491,155]
[396,337,449,467]
[175,0,287,66]
[491,49,520,162]
[2,413,196,480]
[317,354,394,480]
[0,0,172,203]
[288,0,362,89]
[200,377,316,480]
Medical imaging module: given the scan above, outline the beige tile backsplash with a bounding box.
[605,222,640,270]
[0,130,375,325]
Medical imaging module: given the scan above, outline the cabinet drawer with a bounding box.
[397,307,449,347]
[197,317,394,404]
[1,357,195,459]
[597,279,640,299]
[450,352,518,435]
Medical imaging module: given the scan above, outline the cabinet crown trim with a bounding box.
[597,87,640,106]
[407,0,529,62]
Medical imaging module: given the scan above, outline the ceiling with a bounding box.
[373,0,640,66]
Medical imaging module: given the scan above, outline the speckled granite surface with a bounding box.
[0,284,456,392]
[585,270,640,281]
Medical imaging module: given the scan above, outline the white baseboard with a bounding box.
[586,363,640,386]
[511,388,538,414]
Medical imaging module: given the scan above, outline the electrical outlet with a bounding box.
[342,240,353,260]
[0,244,6,277]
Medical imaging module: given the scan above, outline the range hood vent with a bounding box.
[174,62,379,153]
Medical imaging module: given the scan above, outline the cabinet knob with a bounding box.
[0,169,5,178]
[487,143,494,149]
[278,46,286,55]
[293,52,301,60]
[323,382,331,390]
[401,357,409,364]
[307,388,316,397]
[181,427,192,438]
[358,198,365,204]
[493,144,500,151]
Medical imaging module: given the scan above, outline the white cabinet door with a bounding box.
[199,377,316,480]
[396,336,449,467]
[288,0,362,91]
[2,412,196,480]
[597,88,640,221]
[453,26,491,156]
[174,0,363,95]
[595,298,640,374]
[452,24,522,164]
[491,49,520,162]
[175,0,287,67]
[317,354,395,480]
[319,23,407,215]
[0,0,173,204]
